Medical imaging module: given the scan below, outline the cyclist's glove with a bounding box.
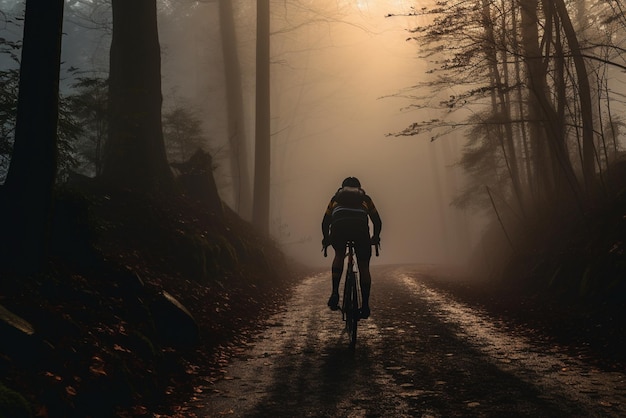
[370,235,380,245]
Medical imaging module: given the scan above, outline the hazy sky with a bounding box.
[262,0,478,266]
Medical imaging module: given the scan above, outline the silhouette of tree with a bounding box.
[219,0,252,219]
[395,0,625,224]
[163,105,208,164]
[66,75,108,177]
[252,0,271,235]
[0,0,65,273]
[102,0,173,192]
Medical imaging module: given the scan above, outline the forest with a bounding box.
[0,0,625,416]
[369,1,626,285]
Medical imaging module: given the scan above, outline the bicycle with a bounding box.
[324,241,379,350]
[342,240,360,349]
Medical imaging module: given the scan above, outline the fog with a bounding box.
[266,2,478,266]
[152,0,480,267]
[1,0,482,268]
[4,1,624,270]
[126,0,483,267]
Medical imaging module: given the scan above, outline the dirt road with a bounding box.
[195,265,626,417]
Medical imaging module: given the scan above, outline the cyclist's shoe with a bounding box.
[360,306,370,319]
[327,293,340,311]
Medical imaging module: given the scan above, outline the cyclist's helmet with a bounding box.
[342,177,361,188]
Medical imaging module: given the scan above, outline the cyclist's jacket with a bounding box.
[322,186,382,239]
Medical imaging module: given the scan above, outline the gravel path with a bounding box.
[194,264,626,417]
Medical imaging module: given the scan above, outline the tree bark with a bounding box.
[1,0,65,273]
[482,0,525,215]
[219,0,252,218]
[252,0,271,235]
[519,0,581,204]
[552,0,595,194]
[102,0,173,192]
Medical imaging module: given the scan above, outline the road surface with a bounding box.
[195,265,626,417]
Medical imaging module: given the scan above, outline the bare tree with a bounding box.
[394,0,615,214]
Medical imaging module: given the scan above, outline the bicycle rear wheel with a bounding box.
[343,272,359,349]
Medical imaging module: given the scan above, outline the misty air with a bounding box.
[0,0,625,416]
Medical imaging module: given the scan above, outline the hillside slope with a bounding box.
[0,181,306,417]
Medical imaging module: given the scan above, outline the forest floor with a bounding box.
[0,181,309,418]
[0,176,625,417]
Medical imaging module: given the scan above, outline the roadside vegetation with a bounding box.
[0,179,303,417]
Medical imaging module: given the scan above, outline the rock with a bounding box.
[0,304,34,336]
[108,265,146,296]
[0,303,52,367]
[171,148,223,216]
[149,291,199,347]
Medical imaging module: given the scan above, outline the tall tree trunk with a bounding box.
[552,0,595,194]
[511,3,535,207]
[102,0,173,192]
[1,0,64,273]
[499,0,523,202]
[519,0,551,204]
[482,0,525,215]
[219,0,252,218]
[252,0,271,234]
[519,0,581,204]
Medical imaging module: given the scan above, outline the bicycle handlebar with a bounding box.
[322,243,380,257]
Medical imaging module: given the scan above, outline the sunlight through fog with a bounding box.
[264,0,478,266]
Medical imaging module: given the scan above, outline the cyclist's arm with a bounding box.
[370,210,382,239]
[322,214,331,239]
[365,196,382,240]
[321,199,334,244]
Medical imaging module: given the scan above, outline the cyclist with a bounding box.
[322,177,382,319]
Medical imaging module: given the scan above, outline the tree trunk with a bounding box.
[519,0,581,204]
[1,0,64,273]
[102,0,173,192]
[552,0,595,194]
[252,0,271,235]
[219,0,252,218]
[498,0,523,199]
[511,2,535,207]
[482,0,525,215]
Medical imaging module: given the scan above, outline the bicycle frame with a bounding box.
[323,240,380,350]
[341,241,360,349]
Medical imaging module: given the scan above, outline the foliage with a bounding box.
[57,95,83,182]
[396,0,626,220]
[0,68,18,179]
[451,112,511,211]
[65,74,109,177]
[0,382,31,418]
[162,104,208,164]
[0,180,299,416]
[0,40,88,183]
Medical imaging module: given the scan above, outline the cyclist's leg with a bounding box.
[328,246,343,308]
[328,226,347,309]
[356,255,371,313]
[355,233,373,318]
